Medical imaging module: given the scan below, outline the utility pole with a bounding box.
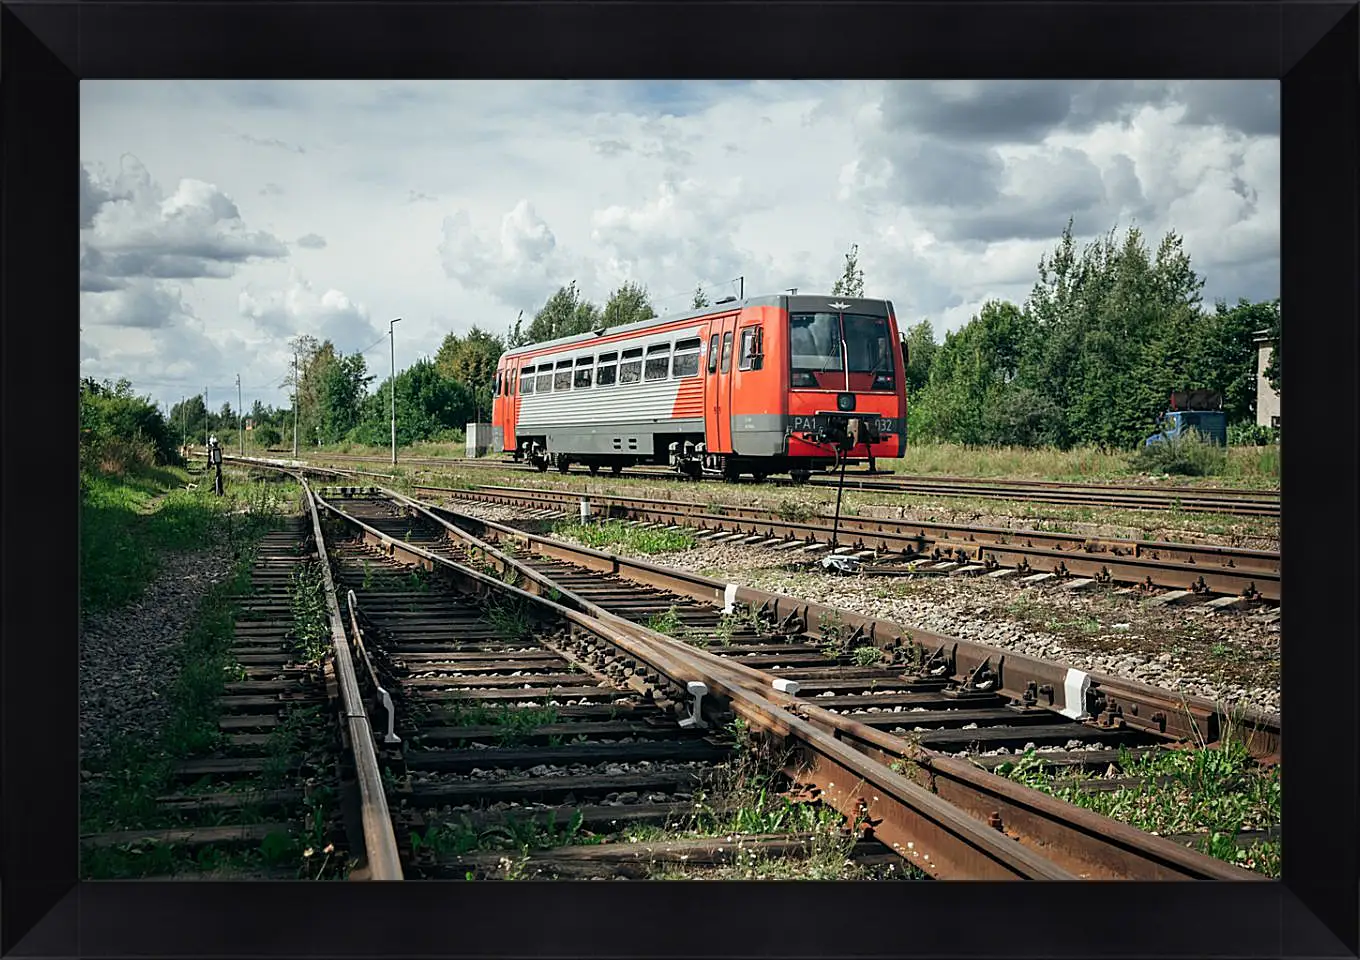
[292,352,299,457]
[389,318,402,465]
[236,374,243,457]
[739,276,744,300]
[204,386,209,445]
[181,395,187,454]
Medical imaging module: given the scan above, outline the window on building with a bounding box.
[574,356,594,389]
[554,359,573,392]
[619,348,644,384]
[672,338,701,378]
[644,343,671,381]
[596,351,618,387]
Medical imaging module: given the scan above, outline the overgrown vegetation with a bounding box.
[995,738,1281,877]
[288,561,332,663]
[905,222,1280,454]
[1131,430,1229,477]
[553,519,695,555]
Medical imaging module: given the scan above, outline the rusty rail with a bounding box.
[298,476,404,880]
[436,483,1281,601]
[312,482,1267,880]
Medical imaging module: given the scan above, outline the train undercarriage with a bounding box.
[513,437,857,484]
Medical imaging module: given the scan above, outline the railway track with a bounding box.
[300,472,1279,879]
[167,457,1279,879]
[276,450,1280,518]
[417,482,1282,604]
[80,478,402,880]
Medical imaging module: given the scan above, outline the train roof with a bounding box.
[500,295,896,360]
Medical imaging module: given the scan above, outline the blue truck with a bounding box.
[1144,390,1227,447]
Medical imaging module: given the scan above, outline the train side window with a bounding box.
[574,355,594,389]
[644,343,671,381]
[596,351,618,387]
[619,348,644,385]
[738,328,764,371]
[672,338,701,378]
[520,366,535,395]
[720,331,733,373]
[707,334,720,374]
[535,365,554,393]
[554,360,574,392]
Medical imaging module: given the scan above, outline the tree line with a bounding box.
[81,222,1281,469]
[901,221,1280,449]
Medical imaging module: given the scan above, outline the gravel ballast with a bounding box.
[79,544,239,765]
[445,500,1281,718]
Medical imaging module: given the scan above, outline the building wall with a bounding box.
[1256,341,1281,428]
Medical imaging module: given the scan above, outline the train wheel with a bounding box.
[557,457,571,474]
[611,464,623,476]
[752,471,769,483]
[535,459,548,473]
[790,469,811,484]
[588,463,600,476]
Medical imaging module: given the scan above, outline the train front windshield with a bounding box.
[789,312,894,391]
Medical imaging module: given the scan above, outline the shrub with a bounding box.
[1131,430,1227,476]
[1227,422,1278,447]
[254,424,282,449]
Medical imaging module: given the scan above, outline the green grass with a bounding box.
[553,519,695,555]
[893,440,1278,487]
[994,739,1281,877]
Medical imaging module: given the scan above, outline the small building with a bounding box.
[465,422,493,458]
[1253,331,1280,429]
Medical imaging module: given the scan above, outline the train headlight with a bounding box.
[836,393,855,412]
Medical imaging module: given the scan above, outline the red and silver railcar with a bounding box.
[490,295,907,481]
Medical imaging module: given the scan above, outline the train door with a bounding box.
[704,315,738,453]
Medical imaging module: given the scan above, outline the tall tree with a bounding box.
[602,281,656,330]
[831,243,865,298]
[435,324,505,422]
[691,285,710,309]
[354,359,474,445]
[524,281,602,344]
[902,319,938,394]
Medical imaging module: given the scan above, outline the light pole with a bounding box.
[389,318,402,465]
[292,352,299,457]
[236,374,243,457]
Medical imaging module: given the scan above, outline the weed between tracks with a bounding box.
[553,519,695,555]
[288,561,332,663]
[995,735,1281,877]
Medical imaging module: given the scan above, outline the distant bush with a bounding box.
[1228,422,1278,447]
[254,424,282,449]
[1131,430,1227,477]
[80,378,179,474]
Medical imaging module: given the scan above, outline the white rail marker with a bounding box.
[723,583,739,614]
[1059,668,1091,719]
[772,678,801,696]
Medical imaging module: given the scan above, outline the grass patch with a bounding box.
[553,519,695,555]
[1131,432,1229,477]
[80,465,288,615]
[995,738,1281,877]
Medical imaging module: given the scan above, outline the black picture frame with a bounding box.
[6,2,1356,956]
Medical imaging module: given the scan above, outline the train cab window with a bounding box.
[574,356,594,389]
[554,360,574,392]
[672,338,701,378]
[707,334,720,373]
[619,348,644,385]
[738,327,763,371]
[520,366,535,395]
[535,365,554,393]
[644,343,671,381]
[720,332,733,373]
[596,351,618,387]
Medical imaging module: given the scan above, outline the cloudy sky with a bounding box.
[79,80,1279,413]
